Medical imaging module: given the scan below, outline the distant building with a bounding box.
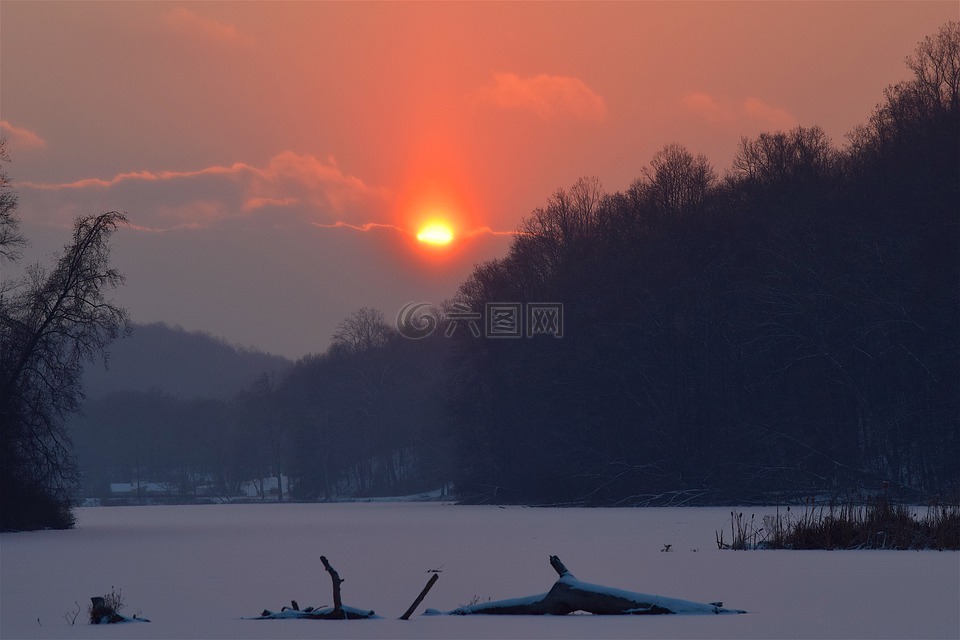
[238,475,294,498]
[109,481,173,496]
[107,475,296,500]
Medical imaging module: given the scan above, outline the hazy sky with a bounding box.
[1,2,954,358]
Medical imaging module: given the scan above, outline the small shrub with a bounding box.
[89,586,125,624]
[462,595,491,607]
[63,601,81,626]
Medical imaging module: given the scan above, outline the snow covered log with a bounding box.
[428,555,746,616]
[251,556,377,620]
[255,604,377,620]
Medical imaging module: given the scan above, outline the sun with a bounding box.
[416,222,454,246]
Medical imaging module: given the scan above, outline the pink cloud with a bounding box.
[125,221,205,234]
[243,196,299,212]
[249,152,386,215]
[681,92,733,124]
[682,92,798,131]
[14,152,515,243]
[312,221,406,233]
[162,7,253,46]
[742,97,798,130]
[16,153,388,232]
[475,73,607,121]
[0,120,47,150]
[307,220,525,246]
[462,226,525,238]
[310,221,522,241]
[18,164,246,192]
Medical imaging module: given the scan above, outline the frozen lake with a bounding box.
[1,503,957,639]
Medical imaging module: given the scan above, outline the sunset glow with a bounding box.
[0,2,952,358]
[416,222,454,246]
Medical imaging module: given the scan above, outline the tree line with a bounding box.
[68,309,449,503]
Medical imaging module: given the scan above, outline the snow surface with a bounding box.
[1,503,957,639]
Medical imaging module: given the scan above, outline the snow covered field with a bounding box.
[1,503,957,639]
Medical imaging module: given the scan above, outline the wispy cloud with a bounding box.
[0,120,47,150]
[247,152,385,216]
[463,226,525,238]
[682,92,798,131]
[312,221,406,234]
[161,7,254,47]
[15,153,522,243]
[18,165,243,191]
[474,73,607,121]
[243,197,300,211]
[311,221,523,240]
[17,152,388,231]
[742,97,798,131]
[681,92,732,124]
[125,221,207,234]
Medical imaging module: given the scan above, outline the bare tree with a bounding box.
[906,21,960,115]
[0,210,129,530]
[0,140,25,262]
[731,126,835,187]
[638,143,716,218]
[510,176,605,285]
[331,307,393,354]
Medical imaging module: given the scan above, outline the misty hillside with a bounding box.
[83,322,291,400]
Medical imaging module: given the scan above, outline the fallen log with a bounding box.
[252,556,376,620]
[427,555,746,616]
[255,604,376,620]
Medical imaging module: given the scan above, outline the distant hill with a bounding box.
[82,322,292,400]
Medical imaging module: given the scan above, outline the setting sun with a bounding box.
[416,222,454,246]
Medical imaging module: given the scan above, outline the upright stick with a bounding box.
[400,574,440,620]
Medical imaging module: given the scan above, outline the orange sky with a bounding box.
[1,2,955,357]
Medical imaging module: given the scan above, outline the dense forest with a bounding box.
[72,23,959,506]
[443,22,959,504]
